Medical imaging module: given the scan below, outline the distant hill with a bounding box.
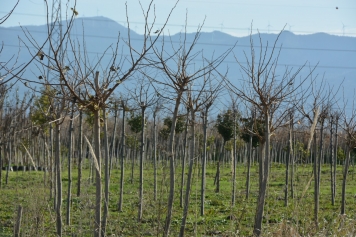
[1,16,355,105]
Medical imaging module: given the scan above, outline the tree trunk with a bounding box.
[153,110,158,201]
[43,135,47,190]
[66,102,74,225]
[291,128,295,199]
[180,111,189,208]
[14,205,23,237]
[102,108,110,236]
[109,105,118,174]
[55,122,62,237]
[313,130,319,228]
[231,109,237,206]
[285,141,290,207]
[163,92,183,237]
[5,141,11,185]
[329,116,334,205]
[333,116,339,205]
[341,148,351,214]
[131,140,136,184]
[285,113,293,206]
[179,109,195,237]
[200,109,208,216]
[253,111,270,237]
[318,119,324,203]
[215,141,225,193]
[77,110,83,197]
[246,122,253,200]
[93,109,102,237]
[50,122,56,209]
[0,146,2,189]
[118,106,126,211]
[314,118,325,228]
[138,104,146,221]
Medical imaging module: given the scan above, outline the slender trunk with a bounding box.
[215,141,225,193]
[313,130,319,228]
[5,141,11,184]
[253,111,270,237]
[55,122,62,237]
[329,116,334,205]
[179,109,195,237]
[101,108,110,236]
[163,92,183,237]
[253,140,266,237]
[333,116,339,204]
[180,111,189,208]
[0,146,2,189]
[50,122,56,209]
[14,205,23,237]
[285,113,293,206]
[290,122,295,199]
[341,148,351,214]
[131,140,136,184]
[77,110,83,197]
[285,140,290,206]
[246,118,253,200]
[66,102,74,225]
[93,109,102,237]
[318,120,324,200]
[43,135,47,189]
[314,118,325,228]
[200,109,208,216]
[153,110,157,201]
[138,104,145,221]
[118,106,126,211]
[109,105,118,174]
[232,109,237,206]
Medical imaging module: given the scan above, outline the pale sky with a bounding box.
[1,0,356,37]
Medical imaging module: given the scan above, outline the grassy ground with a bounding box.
[0,161,355,236]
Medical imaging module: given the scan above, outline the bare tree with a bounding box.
[200,79,221,215]
[227,28,314,236]
[48,91,70,237]
[298,79,340,228]
[21,1,179,235]
[118,98,128,212]
[340,96,356,215]
[147,15,234,235]
[127,77,160,221]
[179,76,221,236]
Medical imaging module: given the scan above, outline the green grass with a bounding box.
[0,161,355,236]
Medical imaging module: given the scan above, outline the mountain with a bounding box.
[1,16,355,104]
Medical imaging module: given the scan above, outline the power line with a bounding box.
[179,0,356,10]
[2,27,356,53]
[1,11,356,37]
[2,43,356,70]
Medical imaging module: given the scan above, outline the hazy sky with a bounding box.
[1,0,356,37]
